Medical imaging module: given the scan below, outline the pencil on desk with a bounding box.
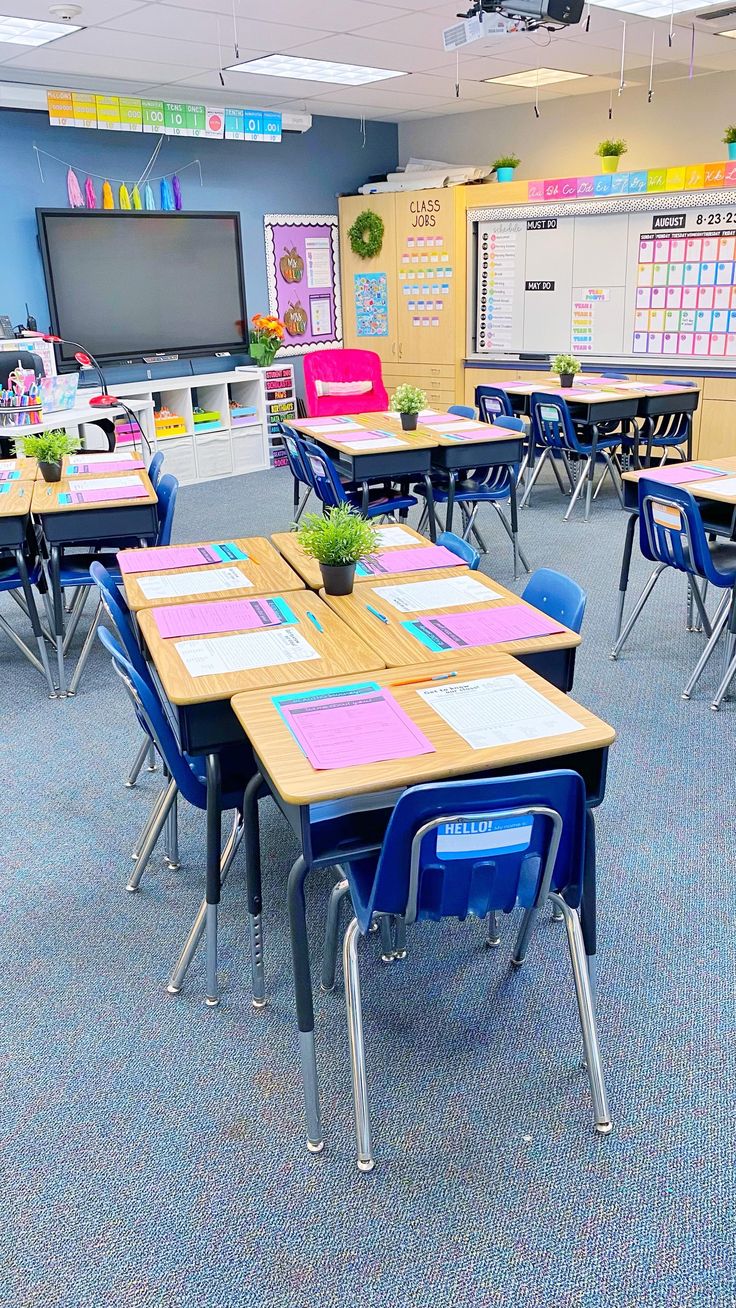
[306,610,324,632]
[366,604,389,624]
[390,671,458,687]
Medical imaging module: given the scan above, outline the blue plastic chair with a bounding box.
[280,425,313,522]
[448,403,475,420]
[611,478,736,705]
[474,384,514,423]
[523,393,624,521]
[147,450,164,489]
[299,436,417,519]
[335,771,611,1170]
[624,378,697,468]
[98,627,250,999]
[0,551,55,695]
[436,531,480,570]
[522,568,586,634]
[62,473,178,696]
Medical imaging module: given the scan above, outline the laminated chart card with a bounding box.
[274,683,435,769]
[175,627,318,677]
[68,475,142,492]
[356,545,464,576]
[418,674,584,750]
[635,229,736,356]
[137,567,252,600]
[641,464,727,485]
[118,542,247,574]
[404,605,564,652]
[67,458,145,473]
[374,576,500,614]
[153,596,296,638]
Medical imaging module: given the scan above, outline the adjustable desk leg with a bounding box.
[287,854,324,1154]
[423,473,437,542]
[205,753,222,1008]
[244,772,267,1009]
[15,548,57,697]
[580,810,597,1002]
[50,545,66,696]
[613,511,637,645]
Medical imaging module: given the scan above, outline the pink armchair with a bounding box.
[303,348,389,417]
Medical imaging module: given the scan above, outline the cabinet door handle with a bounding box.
[398,341,403,359]
[392,340,396,356]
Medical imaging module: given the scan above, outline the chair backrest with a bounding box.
[522,568,586,633]
[493,415,525,434]
[449,404,475,420]
[298,438,349,509]
[436,531,480,569]
[98,626,206,808]
[475,385,514,422]
[280,425,311,488]
[89,561,152,683]
[348,771,587,930]
[147,451,164,488]
[637,477,736,586]
[155,473,178,546]
[664,378,697,386]
[530,392,581,454]
[600,370,629,379]
[303,349,388,417]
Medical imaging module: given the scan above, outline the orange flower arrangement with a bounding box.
[249,312,285,365]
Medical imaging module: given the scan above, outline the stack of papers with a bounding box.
[152,596,295,639]
[374,576,498,614]
[305,421,363,434]
[67,458,144,473]
[118,542,247,574]
[642,465,727,486]
[61,485,148,504]
[357,545,463,576]
[137,567,251,600]
[274,683,435,770]
[418,674,584,750]
[69,475,142,493]
[175,627,319,678]
[374,525,420,547]
[404,604,564,651]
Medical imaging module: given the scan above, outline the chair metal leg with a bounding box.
[131,780,169,861]
[549,893,612,1135]
[126,779,176,892]
[166,812,243,995]
[610,565,666,660]
[321,878,350,992]
[164,793,180,869]
[687,579,713,640]
[682,595,729,699]
[510,905,540,967]
[294,487,311,523]
[146,743,157,772]
[519,448,551,507]
[393,916,407,960]
[564,458,592,521]
[343,918,375,1172]
[61,586,90,654]
[711,632,736,710]
[485,911,501,948]
[0,612,49,679]
[492,502,531,573]
[549,452,569,495]
[66,599,102,696]
[125,737,152,788]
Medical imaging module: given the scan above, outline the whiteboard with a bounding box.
[474,195,736,364]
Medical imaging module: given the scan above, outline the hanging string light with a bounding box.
[618,20,626,96]
[648,28,655,103]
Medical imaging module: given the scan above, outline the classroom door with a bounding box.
[339,194,397,364]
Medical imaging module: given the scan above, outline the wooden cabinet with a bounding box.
[338,193,398,366]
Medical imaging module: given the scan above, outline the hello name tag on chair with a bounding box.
[436,815,534,859]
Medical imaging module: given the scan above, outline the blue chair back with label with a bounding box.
[299,438,349,509]
[475,385,514,422]
[522,568,586,634]
[436,531,480,569]
[280,426,311,487]
[530,392,582,455]
[147,451,164,489]
[448,404,475,420]
[638,478,736,586]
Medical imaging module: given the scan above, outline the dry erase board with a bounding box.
[473,191,736,364]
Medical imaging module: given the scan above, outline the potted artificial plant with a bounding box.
[724,126,736,161]
[17,429,80,482]
[595,138,627,174]
[551,354,581,389]
[493,154,521,183]
[390,383,427,431]
[297,504,378,596]
[248,313,285,367]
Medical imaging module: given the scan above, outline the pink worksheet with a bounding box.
[69,484,148,504]
[358,545,463,575]
[279,687,435,769]
[152,597,292,639]
[411,604,564,649]
[642,465,727,485]
[118,544,225,574]
[67,458,145,473]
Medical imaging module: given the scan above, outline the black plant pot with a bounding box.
[559,374,574,389]
[39,460,62,482]
[400,412,418,431]
[320,562,356,596]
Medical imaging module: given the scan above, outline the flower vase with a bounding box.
[729,142,736,161]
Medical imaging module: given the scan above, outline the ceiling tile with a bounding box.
[104,5,330,51]
[4,46,209,84]
[0,0,145,22]
[353,10,460,50]
[291,34,446,72]
[40,25,221,68]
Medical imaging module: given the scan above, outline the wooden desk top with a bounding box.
[319,569,580,668]
[271,526,441,590]
[31,469,156,514]
[138,589,385,707]
[0,458,37,481]
[622,456,736,505]
[122,537,305,610]
[61,453,145,474]
[291,413,439,455]
[0,482,32,517]
[499,377,698,400]
[231,655,615,806]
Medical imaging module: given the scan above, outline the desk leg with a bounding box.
[49,545,66,696]
[444,472,456,538]
[15,548,57,697]
[361,482,370,515]
[205,753,222,1008]
[581,810,597,1002]
[287,854,324,1153]
[613,512,637,645]
[423,473,437,542]
[244,772,267,1010]
[584,431,599,522]
[509,469,520,580]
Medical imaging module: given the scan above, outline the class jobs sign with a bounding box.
[47,91,281,142]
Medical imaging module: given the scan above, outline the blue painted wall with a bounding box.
[0,108,397,335]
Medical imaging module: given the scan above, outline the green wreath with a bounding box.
[348,209,384,259]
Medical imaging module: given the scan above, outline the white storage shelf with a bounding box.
[110,368,270,487]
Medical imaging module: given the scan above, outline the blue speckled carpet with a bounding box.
[1,466,733,1308]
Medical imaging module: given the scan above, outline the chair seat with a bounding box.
[345,490,417,516]
[58,553,122,586]
[0,558,42,592]
[423,481,510,506]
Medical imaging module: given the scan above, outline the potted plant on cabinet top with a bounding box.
[493,154,521,183]
[248,313,285,367]
[551,354,581,389]
[16,428,80,482]
[595,138,627,174]
[297,504,378,596]
[390,383,427,431]
[724,125,736,161]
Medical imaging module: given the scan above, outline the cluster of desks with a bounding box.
[118,521,615,1153]
[0,452,157,695]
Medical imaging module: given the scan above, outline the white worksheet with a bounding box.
[305,422,363,434]
[175,628,319,678]
[375,576,500,614]
[695,475,736,495]
[418,673,584,750]
[69,475,141,492]
[342,437,408,451]
[374,526,420,547]
[72,452,139,464]
[138,567,250,600]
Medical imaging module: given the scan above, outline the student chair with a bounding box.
[436,531,480,569]
[0,551,56,696]
[416,416,530,577]
[147,450,165,489]
[61,473,178,696]
[279,425,313,523]
[303,349,388,418]
[334,771,611,1171]
[522,568,587,635]
[523,393,624,521]
[474,384,514,423]
[98,628,250,1000]
[611,478,736,705]
[299,437,417,520]
[623,379,697,470]
[448,403,475,420]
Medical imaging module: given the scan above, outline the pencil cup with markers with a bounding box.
[0,386,43,429]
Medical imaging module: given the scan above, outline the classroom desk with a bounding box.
[121,537,305,611]
[0,481,55,694]
[290,414,440,540]
[231,654,616,1153]
[32,469,158,695]
[319,568,581,690]
[0,458,38,481]
[138,590,385,1006]
[425,422,525,547]
[272,525,450,590]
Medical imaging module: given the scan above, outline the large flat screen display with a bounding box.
[37,210,248,365]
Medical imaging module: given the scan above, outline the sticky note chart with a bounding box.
[634,230,736,356]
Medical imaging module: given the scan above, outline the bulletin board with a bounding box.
[471,190,736,364]
[264,214,343,355]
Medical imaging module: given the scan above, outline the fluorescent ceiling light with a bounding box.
[226,54,406,84]
[0,15,81,45]
[485,68,588,87]
[719,27,736,36]
[591,0,702,15]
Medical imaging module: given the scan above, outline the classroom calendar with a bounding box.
[633,228,736,357]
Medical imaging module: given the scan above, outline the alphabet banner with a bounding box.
[264,214,343,355]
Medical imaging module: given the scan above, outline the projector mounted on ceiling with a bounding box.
[448,0,584,42]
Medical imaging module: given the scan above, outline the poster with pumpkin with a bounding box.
[264,214,343,355]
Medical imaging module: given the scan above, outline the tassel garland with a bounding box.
[160,177,174,211]
[67,167,85,208]
[172,174,183,210]
[84,177,97,208]
[131,184,142,210]
[102,179,114,209]
[144,182,156,211]
[119,182,132,210]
